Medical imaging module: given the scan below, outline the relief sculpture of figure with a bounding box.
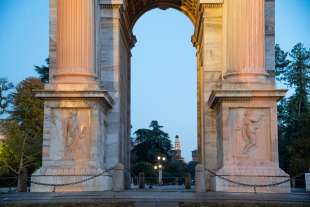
[241,110,264,155]
[64,110,89,167]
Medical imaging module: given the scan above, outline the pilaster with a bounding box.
[194,0,224,192]
[97,0,132,189]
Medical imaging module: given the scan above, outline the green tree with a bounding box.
[132,120,172,164]
[0,78,14,115]
[276,43,310,175]
[276,45,291,171]
[132,161,156,178]
[34,58,49,84]
[0,78,44,191]
[164,159,188,178]
[275,44,290,79]
[187,161,198,179]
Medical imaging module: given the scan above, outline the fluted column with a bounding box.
[224,0,266,80]
[54,0,96,83]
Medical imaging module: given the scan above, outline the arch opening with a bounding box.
[130,8,198,185]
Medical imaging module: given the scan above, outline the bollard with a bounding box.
[306,173,310,192]
[184,173,191,189]
[195,164,206,192]
[112,163,125,191]
[138,172,145,189]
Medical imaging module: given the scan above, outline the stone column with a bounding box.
[54,0,96,83]
[224,0,267,82]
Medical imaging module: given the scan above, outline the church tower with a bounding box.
[175,135,182,160]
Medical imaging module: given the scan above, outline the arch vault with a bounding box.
[31,0,291,193]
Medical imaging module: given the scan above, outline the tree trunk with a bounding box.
[17,167,28,192]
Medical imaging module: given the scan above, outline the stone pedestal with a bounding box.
[112,163,125,192]
[208,89,291,193]
[31,168,112,192]
[195,164,206,192]
[30,88,114,192]
[306,173,310,192]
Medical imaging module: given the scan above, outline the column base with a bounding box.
[213,166,291,193]
[31,168,112,192]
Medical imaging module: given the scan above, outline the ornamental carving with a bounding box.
[229,108,269,160]
[240,110,264,155]
[63,109,91,167]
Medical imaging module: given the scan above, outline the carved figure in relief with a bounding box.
[64,110,89,166]
[241,110,264,155]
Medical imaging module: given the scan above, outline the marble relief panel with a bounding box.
[228,108,271,165]
[49,108,92,168]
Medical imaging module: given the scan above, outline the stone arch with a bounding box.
[126,0,196,29]
[31,0,291,194]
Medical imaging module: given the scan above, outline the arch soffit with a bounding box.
[125,0,197,29]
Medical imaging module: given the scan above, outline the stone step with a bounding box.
[135,202,178,207]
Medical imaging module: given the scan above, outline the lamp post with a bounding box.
[154,156,166,185]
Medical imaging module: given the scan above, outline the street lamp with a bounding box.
[154,156,166,185]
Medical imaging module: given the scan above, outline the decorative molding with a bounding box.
[34,90,114,108]
[208,89,287,108]
[99,0,123,5]
[199,0,223,8]
[199,0,223,3]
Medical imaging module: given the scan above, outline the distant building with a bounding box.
[192,149,198,162]
[172,135,183,161]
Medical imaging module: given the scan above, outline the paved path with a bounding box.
[1,190,309,206]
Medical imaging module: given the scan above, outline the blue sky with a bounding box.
[0,0,309,161]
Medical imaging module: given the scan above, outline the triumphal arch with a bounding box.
[31,0,291,193]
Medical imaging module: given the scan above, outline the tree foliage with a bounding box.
[187,161,197,179]
[0,78,14,115]
[131,121,191,179]
[132,161,156,178]
[0,78,44,190]
[276,43,310,176]
[34,58,49,84]
[132,120,172,164]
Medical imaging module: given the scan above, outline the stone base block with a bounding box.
[31,168,112,192]
[213,166,291,193]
